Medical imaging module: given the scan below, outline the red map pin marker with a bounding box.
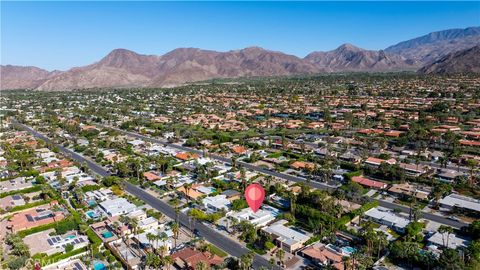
[245,183,265,213]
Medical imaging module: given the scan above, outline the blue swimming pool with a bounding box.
[342,246,356,254]
[93,261,107,270]
[86,211,96,218]
[102,231,114,238]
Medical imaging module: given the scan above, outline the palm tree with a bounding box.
[404,242,420,268]
[439,225,454,248]
[289,193,297,216]
[466,159,478,187]
[163,255,173,270]
[159,232,169,256]
[146,232,156,250]
[376,232,388,260]
[363,228,377,256]
[240,251,255,270]
[342,256,352,270]
[130,218,138,236]
[269,257,275,270]
[144,252,157,269]
[196,261,210,270]
[183,183,193,204]
[276,249,285,268]
[171,222,180,249]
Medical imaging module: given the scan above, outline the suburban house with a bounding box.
[202,195,231,213]
[388,183,429,201]
[439,194,480,216]
[351,176,388,189]
[172,248,223,269]
[436,170,466,183]
[427,231,470,250]
[364,157,396,168]
[221,190,242,201]
[98,198,137,217]
[364,207,410,233]
[300,243,345,270]
[261,220,309,253]
[228,207,278,227]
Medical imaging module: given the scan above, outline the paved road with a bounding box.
[14,121,280,269]
[124,183,280,269]
[98,124,468,229]
[14,121,110,177]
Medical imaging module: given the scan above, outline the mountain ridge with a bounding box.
[2,26,479,91]
[418,45,480,74]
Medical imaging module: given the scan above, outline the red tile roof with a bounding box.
[352,176,387,189]
[172,248,223,269]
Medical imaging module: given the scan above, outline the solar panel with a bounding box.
[12,195,22,200]
[26,215,34,222]
[74,262,84,270]
[56,236,61,241]
[47,239,53,245]
[79,238,85,243]
[74,239,80,244]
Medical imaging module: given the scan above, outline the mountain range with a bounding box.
[418,45,480,74]
[1,27,479,91]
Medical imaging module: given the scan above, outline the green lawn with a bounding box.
[208,244,228,257]
[246,243,267,255]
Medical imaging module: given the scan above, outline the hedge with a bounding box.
[86,228,103,246]
[343,170,363,181]
[0,185,42,198]
[17,217,78,237]
[9,200,52,212]
[33,246,88,266]
[336,200,379,227]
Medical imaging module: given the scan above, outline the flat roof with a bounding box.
[439,194,480,212]
[365,207,410,229]
[262,220,309,246]
[428,232,469,249]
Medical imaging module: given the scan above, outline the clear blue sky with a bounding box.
[2,1,479,71]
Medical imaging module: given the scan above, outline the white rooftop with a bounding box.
[365,207,410,229]
[202,195,231,212]
[262,220,309,246]
[99,198,136,217]
[439,194,480,212]
[427,231,469,249]
[138,217,159,227]
[229,206,278,227]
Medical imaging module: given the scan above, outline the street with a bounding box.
[14,120,281,270]
[97,124,468,229]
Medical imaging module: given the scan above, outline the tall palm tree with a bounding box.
[171,222,180,249]
[439,225,454,248]
[376,232,388,260]
[163,255,173,270]
[196,261,209,270]
[159,232,169,256]
[183,183,193,204]
[269,257,275,270]
[466,159,478,187]
[240,251,255,270]
[144,252,157,270]
[289,193,297,216]
[276,249,285,268]
[146,232,156,250]
[130,218,138,236]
